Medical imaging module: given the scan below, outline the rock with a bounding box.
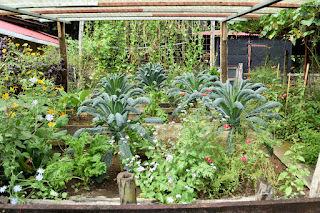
[0,196,8,204]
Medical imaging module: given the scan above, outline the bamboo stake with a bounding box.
[285,73,291,114]
[303,63,310,95]
[276,63,280,78]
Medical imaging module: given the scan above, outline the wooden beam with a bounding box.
[98,2,300,8]
[77,20,84,90]
[210,21,215,69]
[221,0,283,22]
[34,9,144,14]
[220,21,228,83]
[0,4,70,23]
[57,21,68,92]
[310,152,320,198]
[153,13,260,18]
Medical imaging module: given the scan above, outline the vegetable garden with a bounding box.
[0,0,320,209]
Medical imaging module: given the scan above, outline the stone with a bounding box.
[255,178,274,200]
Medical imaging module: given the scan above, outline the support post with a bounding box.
[210,21,216,69]
[310,152,320,198]
[57,22,68,92]
[283,50,289,85]
[236,63,243,80]
[77,21,84,90]
[220,21,228,83]
[117,172,137,205]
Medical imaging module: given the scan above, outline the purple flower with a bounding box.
[0,185,7,193]
[10,198,18,205]
[13,185,22,192]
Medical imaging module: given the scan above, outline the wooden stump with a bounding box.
[117,172,137,205]
[255,178,274,200]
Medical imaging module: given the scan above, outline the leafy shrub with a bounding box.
[298,129,320,165]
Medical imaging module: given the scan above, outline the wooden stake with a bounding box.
[303,63,310,95]
[77,21,84,90]
[283,50,289,85]
[210,21,215,69]
[310,152,320,198]
[276,63,280,78]
[57,21,68,92]
[220,21,228,83]
[285,72,291,114]
[117,172,137,205]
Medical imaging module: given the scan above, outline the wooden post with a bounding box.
[117,172,137,204]
[77,21,84,90]
[304,36,309,76]
[310,152,320,198]
[210,21,216,69]
[237,63,243,80]
[276,63,280,78]
[220,21,228,83]
[57,22,68,92]
[303,63,310,95]
[285,72,291,114]
[283,50,289,85]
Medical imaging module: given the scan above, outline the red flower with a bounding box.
[223,124,230,129]
[317,127,320,130]
[28,158,32,163]
[245,140,251,144]
[241,157,247,162]
[272,66,276,68]
[181,92,186,96]
[206,89,212,93]
[206,157,212,163]
[201,93,207,97]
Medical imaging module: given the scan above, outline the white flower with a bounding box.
[176,194,181,198]
[153,132,158,135]
[148,146,155,150]
[31,100,38,106]
[192,173,197,178]
[120,137,125,141]
[180,150,184,154]
[133,142,138,145]
[210,163,217,170]
[37,168,45,174]
[185,185,191,189]
[13,185,22,192]
[140,133,144,136]
[167,197,174,203]
[127,120,131,122]
[29,77,37,83]
[166,154,173,162]
[137,166,145,172]
[168,177,174,183]
[186,169,190,172]
[0,185,7,193]
[150,162,155,165]
[153,139,158,143]
[37,115,43,120]
[144,162,149,166]
[45,114,54,121]
[36,174,43,181]
[182,202,188,204]
[135,155,140,158]
[10,198,18,205]
[125,136,130,139]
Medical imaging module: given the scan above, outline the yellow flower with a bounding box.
[2,49,6,54]
[10,87,15,93]
[38,71,43,75]
[11,112,16,117]
[12,103,19,108]
[22,43,28,47]
[31,53,35,56]
[2,93,9,100]
[48,122,56,127]
[4,76,8,80]
[55,85,64,90]
[15,43,20,47]
[37,78,45,84]
[26,71,31,75]
[47,110,54,115]
[43,86,47,91]
[37,47,42,50]
[58,111,66,117]
[21,87,27,90]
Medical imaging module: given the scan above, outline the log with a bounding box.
[255,178,274,201]
[310,152,320,198]
[117,172,137,205]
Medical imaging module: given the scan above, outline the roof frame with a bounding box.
[0,4,70,23]
[221,0,283,22]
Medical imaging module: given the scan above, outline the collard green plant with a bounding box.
[74,91,163,171]
[97,72,143,97]
[135,63,168,92]
[167,71,219,117]
[204,79,282,155]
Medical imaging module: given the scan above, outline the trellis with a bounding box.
[0,0,313,91]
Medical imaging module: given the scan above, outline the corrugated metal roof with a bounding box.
[0,20,59,46]
[0,0,313,22]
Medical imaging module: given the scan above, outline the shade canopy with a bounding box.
[0,0,313,23]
